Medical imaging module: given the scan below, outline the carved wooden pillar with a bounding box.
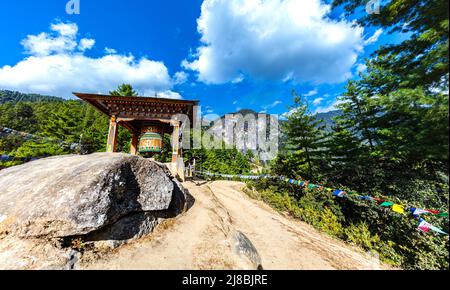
[106,116,118,153]
[171,122,180,163]
[130,131,139,155]
[170,121,185,181]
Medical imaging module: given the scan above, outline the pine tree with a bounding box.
[109,84,138,97]
[335,81,379,153]
[333,0,449,91]
[283,90,326,179]
[41,101,82,144]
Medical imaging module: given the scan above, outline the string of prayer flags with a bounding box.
[194,171,449,237]
[392,204,405,214]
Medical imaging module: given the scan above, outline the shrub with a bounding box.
[245,179,449,270]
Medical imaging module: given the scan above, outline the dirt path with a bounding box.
[81,181,383,270]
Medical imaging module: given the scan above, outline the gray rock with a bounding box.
[233,231,263,270]
[0,153,180,238]
[0,153,190,269]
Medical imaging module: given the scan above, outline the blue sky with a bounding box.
[0,0,404,117]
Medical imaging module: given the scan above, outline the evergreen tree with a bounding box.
[79,104,109,154]
[283,90,326,179]
[109,84,138,97]
[41,101,82,144]
[335,81,379,152]
[333,0,449,91]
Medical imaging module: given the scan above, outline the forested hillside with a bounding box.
[0,90,65,104]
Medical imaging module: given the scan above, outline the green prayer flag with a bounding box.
[380,202,394,207]
[438,212,449,217]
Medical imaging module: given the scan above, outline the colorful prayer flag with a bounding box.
[380,202,394,207]
[333,190,346,198]
[430,225,448,235]
[418,219,432,233]
[418,219,448,235]
[392,204,405,214]
[409,207,431,217]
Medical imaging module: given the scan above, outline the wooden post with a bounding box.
[130,132,139,155]
[171,121,185,181]
[171,122,180,164]
[106,116,118,153]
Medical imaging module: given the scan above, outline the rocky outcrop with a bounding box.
[0,153,191,269]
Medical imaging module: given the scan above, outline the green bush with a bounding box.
[344,222,380,250]
[245,179,449,270]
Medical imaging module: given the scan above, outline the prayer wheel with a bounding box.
[138,126,164,155]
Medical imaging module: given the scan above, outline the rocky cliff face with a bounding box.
[0,153,190,269]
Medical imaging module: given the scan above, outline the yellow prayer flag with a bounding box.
[392,204,405,214]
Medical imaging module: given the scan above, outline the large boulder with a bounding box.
[0,153,190,269]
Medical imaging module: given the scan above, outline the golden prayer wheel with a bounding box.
[138,126,164,155]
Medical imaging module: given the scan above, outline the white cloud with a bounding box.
[51,22,78,37]
[78,38,95,51]
[0,22,182,99]
[21,23,78,56]
[105,47,117,54]
[232,100,238,105]
[183,0,364,84]
[305,89,318,97]
[314,98,345,113]
[364,28,383,45]
[312,97,324,105]
[283,96,344,117]
[280,108,297,119]
[231,75,244,84]
[150,90,183,100]
[356,63,367,74]
[174,71,189,85]
[262,100,282,110]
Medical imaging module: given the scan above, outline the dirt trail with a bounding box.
[81,181,383,270]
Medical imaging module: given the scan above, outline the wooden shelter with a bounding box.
[73,92,199,180]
